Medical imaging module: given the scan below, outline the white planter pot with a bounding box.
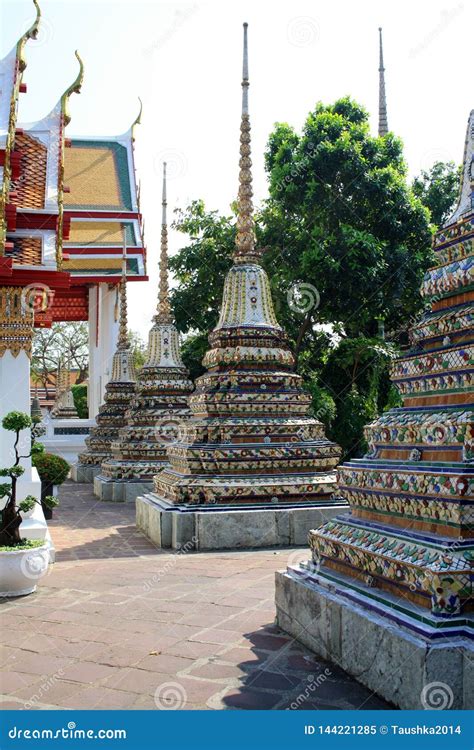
[0,544,50,597]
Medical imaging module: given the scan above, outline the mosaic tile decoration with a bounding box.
[308,111,474,618]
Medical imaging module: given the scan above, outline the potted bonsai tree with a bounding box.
[0,411,58,597]
[32,452,69,520]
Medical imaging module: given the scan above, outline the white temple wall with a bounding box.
[87,283,120,419]
[0,347,53,557]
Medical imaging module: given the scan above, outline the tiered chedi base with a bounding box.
[137,264,345,549]
[95,321,193,502]
[275,172,474,707]
[72,381,136,483]
[51,389,78,420]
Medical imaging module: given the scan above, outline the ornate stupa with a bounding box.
[137,24,344,550]
[94,164,193,502]
[276,111,474,709]
[72,233,137,482]
[50,359,78,419]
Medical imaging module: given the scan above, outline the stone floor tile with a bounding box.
[1,482,391,711]
[60,661,119,684]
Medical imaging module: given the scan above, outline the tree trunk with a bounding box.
[0,485,22,546]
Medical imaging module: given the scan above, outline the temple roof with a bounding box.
[64,138,134,211]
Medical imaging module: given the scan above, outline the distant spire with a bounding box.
[118,228,129,349]
[155,162,172,323]
[378,27,388,136]
[234,22,260,265]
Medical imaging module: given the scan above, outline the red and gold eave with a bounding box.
[0,11,147,327]
[0,129,148,327]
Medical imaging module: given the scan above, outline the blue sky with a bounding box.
[2,0,471,334]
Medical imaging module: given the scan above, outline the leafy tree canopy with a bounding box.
[168,98,434,456]
[412,160,461,228]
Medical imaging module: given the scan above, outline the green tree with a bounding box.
[168,98,433,456]
[128,330,147,370]
[263,97,432,340]
[262,97,433,455]
[71,384,88,418]
[412,160,461,227]
[169,200,235,336]
[32,322,89,397]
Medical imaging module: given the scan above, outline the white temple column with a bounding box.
[0,350,33,480]
[0,287,53,555]
[87,282,120,419]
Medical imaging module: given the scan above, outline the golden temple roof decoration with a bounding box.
[131,97,143,142]
[60,50,84,127]
[0,287,34,358]
[16,0,41,74]
[56,51,84,270]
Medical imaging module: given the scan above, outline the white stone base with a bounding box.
[94,475,153,503]
[275,566,474,710]
[70,464,101,483]
[42,416,95,464]
[136,493,347,551]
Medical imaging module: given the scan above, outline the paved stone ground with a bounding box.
[1,482,390,710]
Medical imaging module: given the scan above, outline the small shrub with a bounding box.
[72,384,88,418]
[32,453,70,486]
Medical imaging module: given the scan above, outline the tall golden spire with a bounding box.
[155,162,173,323]
[234,22,260,265]
[118,228,129,350]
